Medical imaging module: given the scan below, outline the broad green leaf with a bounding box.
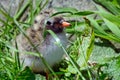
[106,58,120,80]
[89,39,119,64]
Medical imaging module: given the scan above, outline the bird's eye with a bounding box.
[46,21,51,25]
[34,20,38,24]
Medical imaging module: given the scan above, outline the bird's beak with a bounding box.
[61,21,71,27]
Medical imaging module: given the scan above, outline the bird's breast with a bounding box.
[40,32,68,66]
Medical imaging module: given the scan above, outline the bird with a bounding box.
[15,9,70,74]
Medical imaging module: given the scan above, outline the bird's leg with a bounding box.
[45,72,49,80]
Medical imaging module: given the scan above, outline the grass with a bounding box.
[0,0,120,80]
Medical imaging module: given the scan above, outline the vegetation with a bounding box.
[0,0,120,80]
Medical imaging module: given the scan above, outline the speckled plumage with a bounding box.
[15,9,69,73]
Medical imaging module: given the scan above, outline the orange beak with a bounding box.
[61,21,71,27]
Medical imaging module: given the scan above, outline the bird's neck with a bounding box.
[44,31,67,43]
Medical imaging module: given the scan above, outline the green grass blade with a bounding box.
[95,5,120,27]
[93,0,120,15]
[14,0,30,20]
[40,0,49,10]
[88,17,120,42]
[88,17,107,35]
[55,7,78,13]
[74,11,94,16]
[103,18,120,38]
[86,31,94,62]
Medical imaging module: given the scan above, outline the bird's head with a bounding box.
[45,17,70,33]
[33,9,70,34]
